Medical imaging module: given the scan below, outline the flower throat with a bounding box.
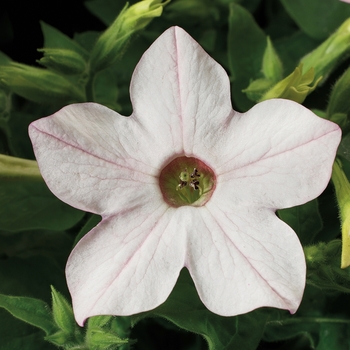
[159,156,216,207]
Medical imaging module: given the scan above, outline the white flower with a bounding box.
[29,27,341,326]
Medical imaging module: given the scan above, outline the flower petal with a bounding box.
[130,26,233,156]
[186,204,305,316]
[29,103,163,216]
[204,99,341,209]
[66,204,189,326]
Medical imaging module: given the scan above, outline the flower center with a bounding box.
[159,156,216,207]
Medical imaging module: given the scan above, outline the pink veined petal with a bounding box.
[29,103,163,216]
[130,26,233,157]
[67,204,190,326]
[186,203,305,316]
[201,99,341,209]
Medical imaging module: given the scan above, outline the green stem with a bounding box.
[267,317,350,326]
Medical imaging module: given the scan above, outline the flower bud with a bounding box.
[301,17,350,84]
[91,0,169,72]
[259,64,321,103]
[332,159,350,268]
[37,48,87,75]
[0,63,85,103]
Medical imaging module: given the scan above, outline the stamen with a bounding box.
[178,168,201,192]
[159,156,216,207]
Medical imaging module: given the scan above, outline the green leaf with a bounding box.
[0,294,56,336]
[94,65,121,111]
[228,3,266,111]
[132,269,267,350]
[85,0,127,26]
[0,324,56,350]
[280,0,350,40]
[40,22,89,60]
[73,214,102,247]
[0,155,85,232]
[0,51,11,65]
[278,199,323,245]
[338,134,350,162]
[305,240,350,293]
[317,322,350,350]
[275,31,319,76]
[327,65,350,123]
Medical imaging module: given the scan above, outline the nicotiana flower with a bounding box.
[29,27,341,326]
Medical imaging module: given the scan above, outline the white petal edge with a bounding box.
[200,99,341,209]
[186,204,305,316]
[29,104,162,216]
[130,26,233,157]
[67,204,191,326]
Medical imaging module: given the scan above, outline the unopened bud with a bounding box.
[259,64,321,103]
[37,48,87,75]
[91,0,169,72]
[301,18,350,84]
[0,63,85,103]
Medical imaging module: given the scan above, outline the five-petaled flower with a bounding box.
[29,27,341,326]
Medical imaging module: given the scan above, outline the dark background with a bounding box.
[0,0,104,63]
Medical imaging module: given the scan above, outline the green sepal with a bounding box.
[86,315,132,349]
[51,286,76,334]
[86,328,129,349]
[301,17,350,84]
[0,62,85,104]
[37,48,88,75]
[262,37,283,82]
[242,78,274,102]
[44,330,77,347]
[0,294,57,336]
[260,64,321,103]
